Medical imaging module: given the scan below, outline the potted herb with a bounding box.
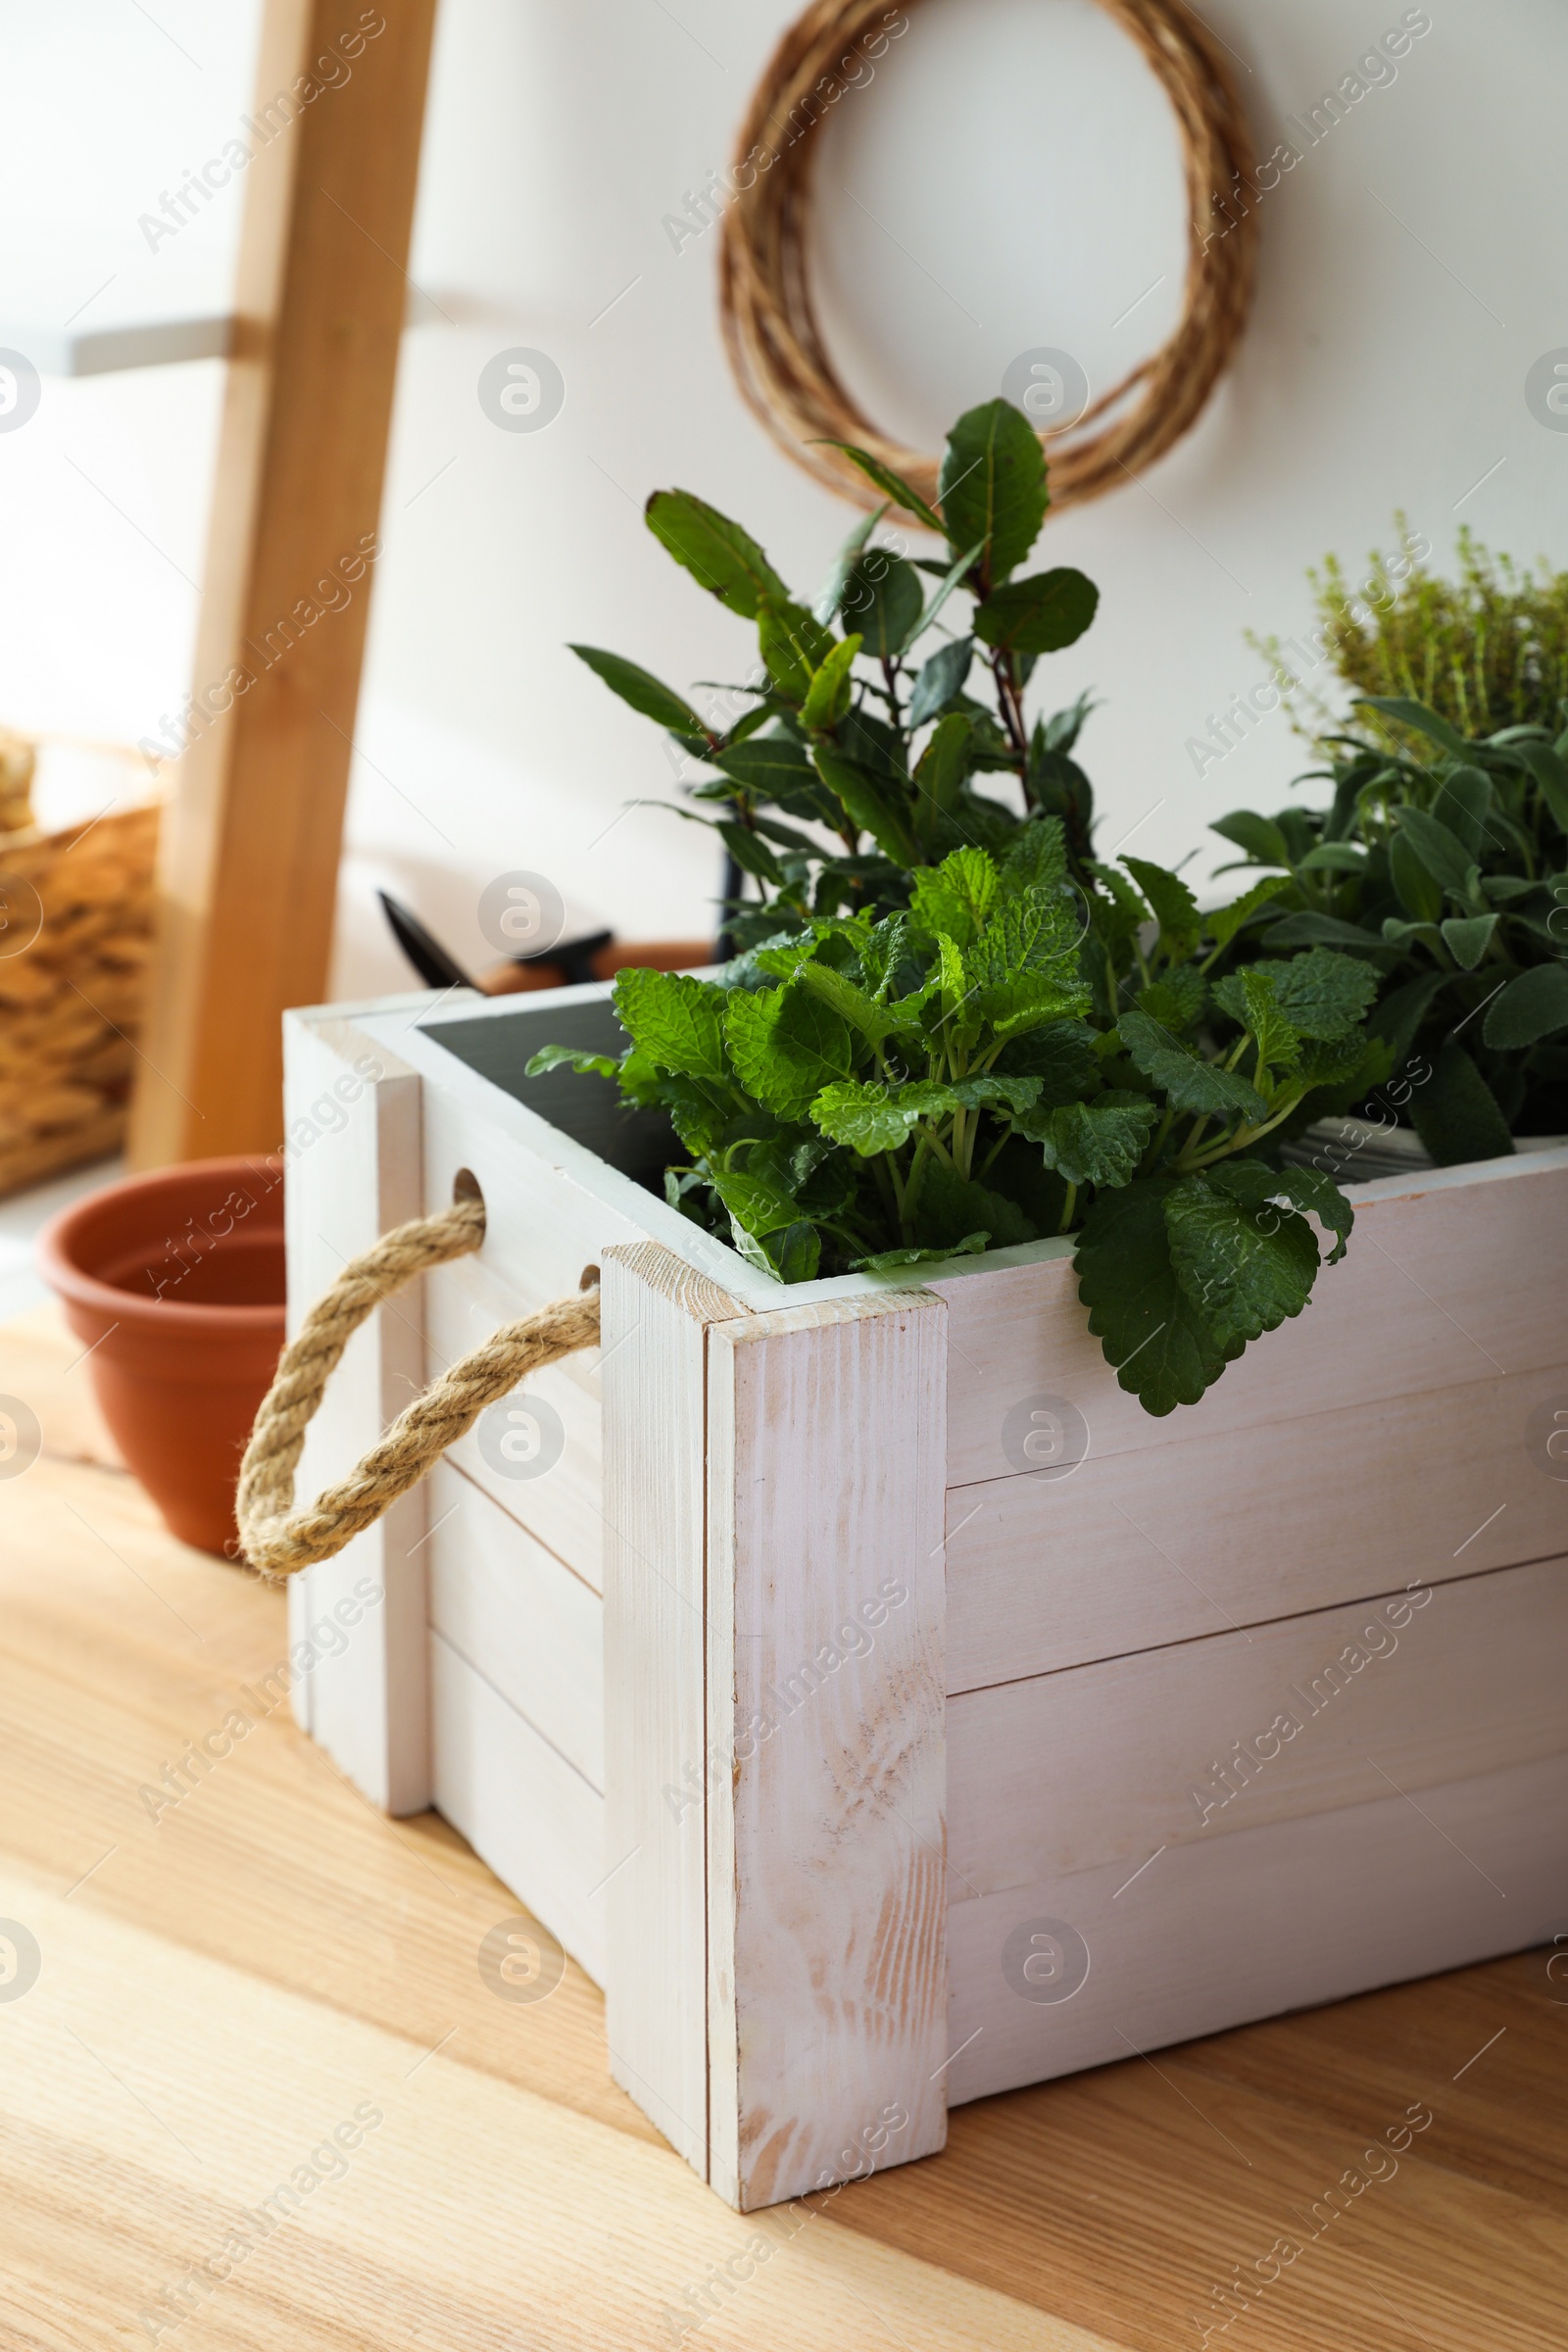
[544,400,1380,1412]
[276,422,1568,2217]
[1217,529,1568,1163]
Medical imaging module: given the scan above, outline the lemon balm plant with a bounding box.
[545,402,1383,1414]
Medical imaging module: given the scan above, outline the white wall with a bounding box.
[3,0,1565,997]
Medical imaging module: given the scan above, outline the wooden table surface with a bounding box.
[1,1301,1563,2352]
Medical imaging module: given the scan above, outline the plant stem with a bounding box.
[1057,1181,1078,1234]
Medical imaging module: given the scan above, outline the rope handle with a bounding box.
[235,1196,601,1580]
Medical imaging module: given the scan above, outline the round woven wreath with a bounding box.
[717,0,1259,523]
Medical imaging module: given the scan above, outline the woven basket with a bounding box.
[0,744,160,1200]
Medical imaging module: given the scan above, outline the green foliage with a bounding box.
[533,828,1372,1417]
[1204,667,1568,1151]
[547,400,1383,1418]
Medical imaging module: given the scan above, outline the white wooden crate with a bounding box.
[282,983,1568,2211]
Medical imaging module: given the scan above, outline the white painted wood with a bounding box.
[945,1747,1568,2106]
[707,1293,950,2212]
[281,1007,429,1815]
[428,1630,606,1984]
[931,1150,1568,1487]
[946,1367,1568,1689]
[600,1243,746,2181]
[426,1458,604,1790]
[948,1554,1568,1898]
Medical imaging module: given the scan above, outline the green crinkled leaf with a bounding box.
[1016,1091,1157,1187]
[995,1018,1101,1103]
[852,1232,989,1272]
[612,968,728,1080]
[1116,1010,1268,1124]
[1206,1158,1355,1265]
[1001,817,1069,895]
[978,970,1091,1043]
[1164,1173,1320,1348]
[568,645,705,735]
[1514,738,1568,832]
[1250,948,1379,1039]
[1086,858,1152,945]
[1122,856,1201,952]
[1075,1178,1239,1415]
[1205,873,1293,950]
[970,884,1084,990]
[524,1044,621,1080]
[939,399,1049,586]
[1136,965,1207,1035]
[723,981,854,1119]
[972,566,1099,655]
[910,847,1001,949]
[708,1168,803,1237]
[810,1077,958,1156]
[949,1074,1043,1115]
[1483,962,1568,1049]
[795,957,904,1047]
[909,1156,1036,1251]
[645,489,789,617]
[907,637,973,727]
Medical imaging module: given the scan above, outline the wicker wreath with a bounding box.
[717,0,1259,523]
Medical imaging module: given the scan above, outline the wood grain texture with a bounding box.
[945,1365,1568,1689]
[601,1243,747,2182]
[931,1152,1568,1487]
[1,1303,1563,2352]
[281,1008,429,1814]
[131,0,439,1162]
[945,1748,1568,2108]
[947,1555,1568,1896]
[707,1293,950,2211]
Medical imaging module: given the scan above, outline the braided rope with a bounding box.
[717,0,1259,519]
[235,1196,601,1580]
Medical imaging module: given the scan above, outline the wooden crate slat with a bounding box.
[946,1365,1568,1689]
[427,1459,604,1791]
[282,1008,430,1815]
[600,1242,745,2181]
[945,1747,1568,2106]
[933,1153,1568,1490]
[948,1554,1568,1898]
[429,1631,607,1984]
[707,1293,950,2212]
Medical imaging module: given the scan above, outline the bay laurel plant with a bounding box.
[537,401,1383,1414]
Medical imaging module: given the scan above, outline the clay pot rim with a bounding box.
[37,1153,287,1336]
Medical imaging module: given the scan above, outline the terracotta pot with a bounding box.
[474,938,717,995]
[38,1156,286,1556]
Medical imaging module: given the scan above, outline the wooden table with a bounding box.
[1,1302,1562,2351]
